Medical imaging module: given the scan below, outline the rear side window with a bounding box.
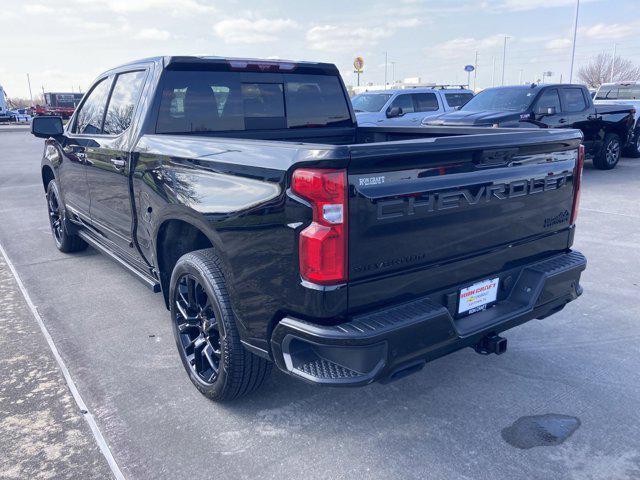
[103,70,146,135]
[445,92,473,107]
[616,85,640,99]
[412,93,439,112]
[156,70,351,133]
[562,88,587,112]
[389,94,414,114]
[74,78,111,134]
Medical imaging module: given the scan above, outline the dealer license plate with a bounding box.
[458,277,500,315]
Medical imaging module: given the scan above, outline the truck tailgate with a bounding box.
[346,131,582,312]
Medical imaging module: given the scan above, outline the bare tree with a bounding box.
[577,52,640,88]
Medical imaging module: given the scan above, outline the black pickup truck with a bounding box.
[31,56,586,401]
[426,83,635,170]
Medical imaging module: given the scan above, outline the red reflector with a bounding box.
[292,169,347,285]
[570,144,585,225]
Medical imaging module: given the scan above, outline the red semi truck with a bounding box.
[34,92,84,118]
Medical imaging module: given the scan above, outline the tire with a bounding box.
[169,248,271,401]
[623,128,640,158]
[46,180,87,253]
[593,133,621,170]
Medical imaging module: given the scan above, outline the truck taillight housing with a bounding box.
[571,144,585,225]
[292,168,348,285]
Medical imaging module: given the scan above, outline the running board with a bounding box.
[77,230,161,293]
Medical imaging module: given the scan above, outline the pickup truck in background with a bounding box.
[426,83,636,169]
[31,56,586,401]
[594,81,640,157]
[351,86,473,126]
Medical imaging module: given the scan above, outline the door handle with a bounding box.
[110,158,126,171]
[559,118,567,124]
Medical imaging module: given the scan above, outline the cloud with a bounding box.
[431,34,508,58]
[545,38,572,50]
[486,0,592,11]
[307,25,391,51]
[213,18,298,44]
[581,21,639,40]
[23,3,55,14]
[134,28,171,40]
[72,0,215,15]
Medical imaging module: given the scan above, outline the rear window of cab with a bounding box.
[156,70,352,133]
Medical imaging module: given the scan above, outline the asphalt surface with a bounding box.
[1,130,639,480]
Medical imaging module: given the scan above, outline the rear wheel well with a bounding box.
[42,165,55,192]
[156,220,213,307]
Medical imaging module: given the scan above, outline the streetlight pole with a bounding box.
[501,36,510,86]
[26,73,33,106]
[569,0,580,83]
[491,56,496,87]
[473,51,478,91]
[518,69,523,84]
[384,52,388,90]
[390,61,396,84]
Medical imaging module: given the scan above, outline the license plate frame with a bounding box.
[457,277,500,316]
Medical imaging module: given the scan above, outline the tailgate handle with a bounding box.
[474,148,519,167]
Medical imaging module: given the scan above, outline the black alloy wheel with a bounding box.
[47,187,64,247]
[173,273,223,385]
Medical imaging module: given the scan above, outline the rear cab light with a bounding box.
[571,144,585,225]
[291,168,348,285]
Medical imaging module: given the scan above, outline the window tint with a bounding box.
[156,70,352,134]
[461,87,536,112]
[445,92,474,107]
[103,71,146,135]
[412,93,439,112]
[389,94,414,114]
[535,89,561,114]
[285,75,351,128]
[562,88,587,112]
[74,78,111,134]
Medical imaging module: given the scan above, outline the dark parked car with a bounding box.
[425,83,635,170]
[31,56,586,401]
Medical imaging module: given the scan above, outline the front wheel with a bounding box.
[169,249,271,401]
[46,180,86,253]
[623,128,640,158]
[593,133,621,170]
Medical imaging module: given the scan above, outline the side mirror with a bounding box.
[31,116,64,138]
[386,106,402,118]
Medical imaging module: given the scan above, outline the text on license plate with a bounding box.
[458,277,499,315]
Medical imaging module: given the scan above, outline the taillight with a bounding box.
[291,168,348,285]
[570,144,585,225]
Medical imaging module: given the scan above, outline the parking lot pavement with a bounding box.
[0,245,112,478]
[1,130,639,480]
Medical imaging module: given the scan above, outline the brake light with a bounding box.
[570,144,585,225]
[292,168,348,285]
[227,60,296,72]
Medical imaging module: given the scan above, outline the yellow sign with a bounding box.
[353,56,364,72]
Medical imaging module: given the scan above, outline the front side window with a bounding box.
[595,86,617,100]
[103,70,146,135]
[412,93,439,112]
[562,88,587,112]
[535,89,562,114]
[74,78,111,134]
[389,94,414,114]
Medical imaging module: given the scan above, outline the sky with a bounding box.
[1,0,640,98]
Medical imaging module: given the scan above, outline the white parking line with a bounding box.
[0,242,126,480]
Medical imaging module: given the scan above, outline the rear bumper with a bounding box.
[271,250,586,386]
